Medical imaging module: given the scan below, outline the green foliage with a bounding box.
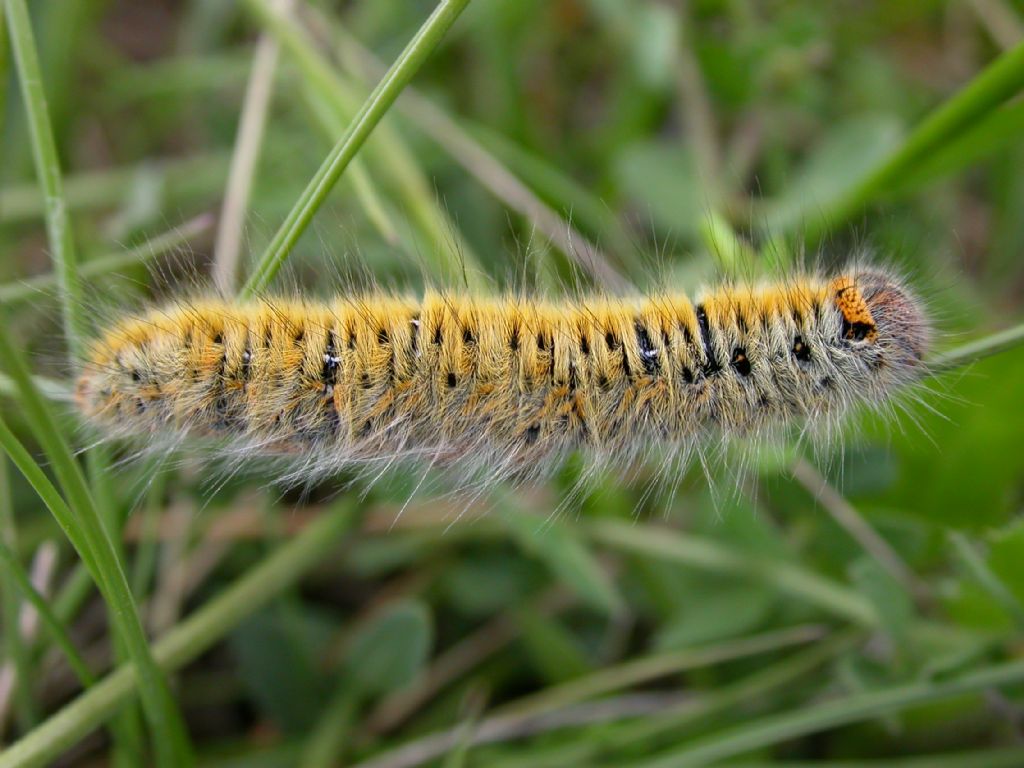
[345,600,434,697]
[0,1,1023,767]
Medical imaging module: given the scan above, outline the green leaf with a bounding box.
[988,520,1024,607]
[944,580,1018,633]
[345,600,433,697]
[231,606,336,734]
[613,140,702,238]
[631,4,678,89]
[792,40,1024,244]
[949,531,1024,628]
[760,114,903,233]
[588,520,877,626]
[873,347,1024,529]
[517,612,593,684]
[654,582,776,651]
[889,100,1024,195]
[0,323,190,765]
[500,510,624,616]
[850,557,914,651]
[441,552,540,617]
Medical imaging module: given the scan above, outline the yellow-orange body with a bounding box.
[76,270,928,483]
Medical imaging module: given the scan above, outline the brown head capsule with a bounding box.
[827,270,930,389]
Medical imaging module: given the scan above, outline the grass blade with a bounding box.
[302,87,402,246]
[328,19,629,290]
[0,321,193,766]
[0,5,8,142]
[266,7,482,284]
[927,322,1024,374]
[4,0,85,356]
[239,0,475,298]
[0,457,35,729]
[587,520,878,626]
[0,501,357,768]
[0,396,95,574]
[3,7,172,754]
[627,658,1024,767]
[348,632,861,768]
[212,1,288,294]
[949,532,1024,625]
[797,41,1024,243]
[0,539,96,688]
[494,624,826,720]
[593,631,862,759]
[0,153,230,222]
[721,747,1024,767]
[0,214,213,305]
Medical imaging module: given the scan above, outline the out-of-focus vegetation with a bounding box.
[1,1,1024,766]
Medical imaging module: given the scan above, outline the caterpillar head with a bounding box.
[829,270,930,382]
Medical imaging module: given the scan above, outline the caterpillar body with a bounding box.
[75,268,930,487]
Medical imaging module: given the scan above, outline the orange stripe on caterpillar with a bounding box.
[75,268,930,481]
[830,275,878,343]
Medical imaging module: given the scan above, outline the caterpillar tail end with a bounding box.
[75,353,122,424]
[74,369,101,420]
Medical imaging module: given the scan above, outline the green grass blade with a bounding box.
[699,209,758,272]
[927,322,1024,374]
[627,658,1024,767]
[212,20,282,295]
[0,417,144,760]
[0,5,8,142]
[328,21,629,290]
[238,0,474,298]
[0,501,357,768]
[595,631,863,757]
[798,41,1024,243]
[0,321,193,767]
[0,539,96,688]
[2,9,165,754]
[0,415,95,571]
[0,372,71,403]
[0,153,230,222]
[302,89,402,246]
[726,748,1024,768]
[300,684,359,768]
[469,123,639,261]
[87,441,147,768]
[4,0,85,356]
[0,214,213,305]
[949,532,1024,625]
[130,463,168,599]
[0,457,36,729]
[53,563,93,625]
[494,624,826,719]
[287,21,482,285]
[587,520,878,626]
[347,631,861,768]
[0,415,132,756]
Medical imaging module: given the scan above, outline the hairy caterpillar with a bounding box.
[74,267,929,489]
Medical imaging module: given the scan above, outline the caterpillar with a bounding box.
[74,267,930,488]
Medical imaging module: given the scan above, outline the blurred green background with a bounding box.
[1,1,1024,766]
